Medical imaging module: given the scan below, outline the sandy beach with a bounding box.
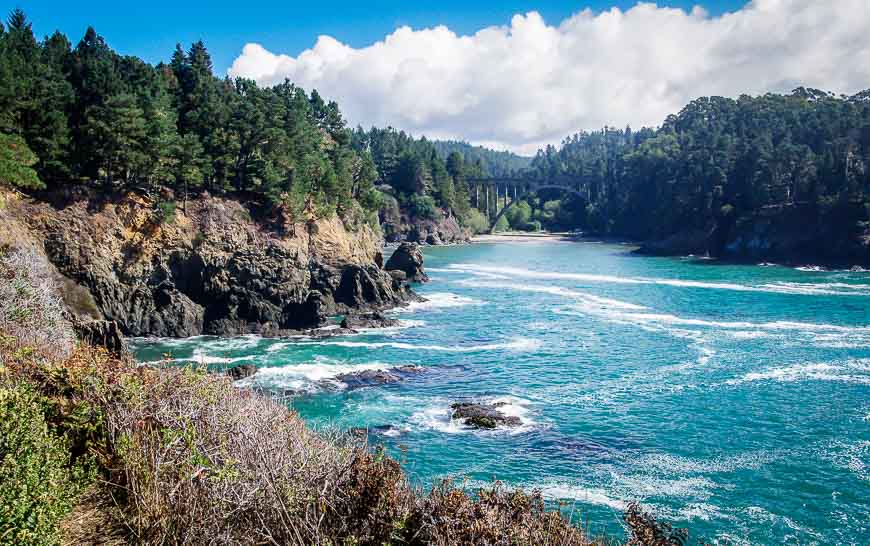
[470,231,582,243]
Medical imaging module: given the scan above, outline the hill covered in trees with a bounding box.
[431,140,531,177]
[0,9,383,224]
[510,89,870,264]
[0,8,505,243]
[2,7,869,263]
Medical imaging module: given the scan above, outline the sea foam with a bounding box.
[315,337,542,353]
[446,263,870,297]
[248,357,416,392]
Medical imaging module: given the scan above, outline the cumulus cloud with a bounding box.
[229,0,870,154]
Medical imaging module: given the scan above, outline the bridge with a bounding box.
[465,176,596,232]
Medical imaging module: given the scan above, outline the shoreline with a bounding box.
[471,231,581,243]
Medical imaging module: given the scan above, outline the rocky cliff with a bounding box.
[378,191,470,245]
[6,191,418,337]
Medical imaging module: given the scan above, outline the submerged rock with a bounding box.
[450,402,521,430]
[349,424,404,439]
[385,242,429,283]
[334,365,423,390]
[295,327,358,339]
[226,363,257,381]
[340,311,400,330]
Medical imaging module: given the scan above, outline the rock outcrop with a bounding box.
[10,191,419,338]
[385,243,429,283]
[340,311,401,330]
[450,402,521,429]
[73,319,128,355]
[379,193,470,245]
[334,365,423,390]
[226,363,258,381]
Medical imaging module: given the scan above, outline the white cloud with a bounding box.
[229,1,870,155]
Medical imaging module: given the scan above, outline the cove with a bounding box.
[131,240,870,543]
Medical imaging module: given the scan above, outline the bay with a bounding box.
[131,241,870,544]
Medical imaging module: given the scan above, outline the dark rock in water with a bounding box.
[349,424,402,439]
[226,363,257,381]
[341,312,400,330]
[385,242,428,283]
[635,202,870,267]
[73,319,128,355]
[450,402,521,429]
[334,365,423,389]
[302,327,358,338]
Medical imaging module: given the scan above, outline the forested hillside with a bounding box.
[0,8,501,241]
[0,9,383,223]
[528,89,870,237]
[431,140,531,177]
[351,127,493,239]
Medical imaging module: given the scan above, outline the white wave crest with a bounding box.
[446,263,870,296]
[141,347,258,366]
[395,292,486,313]
[536,483,628,510]
[725,360,870,386]
[249,357,413,392]
[456,279,647,310]
[555,305,870,343]
[317,337,541,353]
[409,396,538,435]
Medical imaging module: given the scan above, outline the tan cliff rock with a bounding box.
[5,191,418,337]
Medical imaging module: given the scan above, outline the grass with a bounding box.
[0,247,75,362]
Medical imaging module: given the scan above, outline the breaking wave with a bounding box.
[725,360,870,386]
[315,337,542,353]
[246,356,415,392]
[395,292,486,312]
[445,263,870,296]
[409,396,539,435]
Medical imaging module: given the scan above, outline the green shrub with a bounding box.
[526,220,542,232]
[153,200,176,225]
[361,187,385,212]
[461,208,490,234]
[0,383,92,545]
[493,215,510,232]
[409,194,438,220]
[505,200,532,229]
[0,133,44,190]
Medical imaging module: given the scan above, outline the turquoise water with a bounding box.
[131,241,870,544]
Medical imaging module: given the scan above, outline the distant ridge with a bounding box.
[432,140,532,177]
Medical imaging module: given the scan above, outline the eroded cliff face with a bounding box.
[381,207,470,245]
[10,192,416,337]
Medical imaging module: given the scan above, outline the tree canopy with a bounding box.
[0,9,378,221]
[527,90,870,238]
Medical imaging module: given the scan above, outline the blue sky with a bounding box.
[8,1,743,74]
